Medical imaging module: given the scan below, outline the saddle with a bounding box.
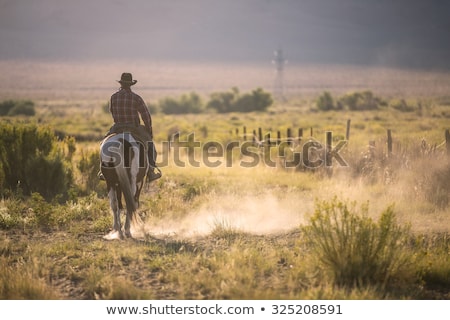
[101,124,161,183]
[106,123,151,150]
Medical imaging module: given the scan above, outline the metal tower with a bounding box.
[272,48,287,101]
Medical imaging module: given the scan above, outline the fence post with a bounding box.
[346,119,351,140]
[310,127,313,137]
[253,129,257,144]
[287,128,292,146]
[326,131,332,167]
[387,129,393,157]
[258,127,262,143]
[243,126,247,141]
[167,134,172,155]
[277,131,281,145]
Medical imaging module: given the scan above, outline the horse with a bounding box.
[100,132,148,239]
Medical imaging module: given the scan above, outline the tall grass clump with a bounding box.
[0,257,58,299]
[302,197,411,288]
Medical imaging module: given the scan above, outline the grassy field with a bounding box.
[0,61,449,299]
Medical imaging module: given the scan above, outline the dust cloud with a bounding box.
[141,193,313,239]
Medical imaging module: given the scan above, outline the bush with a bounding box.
[316,91,336,111]
[160,92,203,114]
[207,89,237,113]
[77,149,104,195]
[0,122,73,201]
[302,197,411,288]
[0,100,35,116]
[207,87,273,113]
[338,91,381,111]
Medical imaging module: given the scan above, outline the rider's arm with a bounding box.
[136,96,153,138]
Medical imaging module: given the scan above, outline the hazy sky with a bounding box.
[1,0,449,69]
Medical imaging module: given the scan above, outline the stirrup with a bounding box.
[98,171,105,181]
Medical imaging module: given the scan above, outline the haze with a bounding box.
[1,0,449,69]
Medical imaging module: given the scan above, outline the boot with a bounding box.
[147,166,162,182]
[147,144,161,182]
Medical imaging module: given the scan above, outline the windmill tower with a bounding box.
[272,48,287,101]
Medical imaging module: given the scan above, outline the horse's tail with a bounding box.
[115,165,138,222]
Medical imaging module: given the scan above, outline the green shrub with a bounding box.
[0,122,73,201]
[414,234,450,294]
[25,153,73,201]
[77,149,103,194]
[207,87,273,113]
[302,197,411,288]
[338,91,382,111]
[316,91,337,111]
[207,89,237,113]
[0,100,15,115]
[160,92,203,114]
[0,100,35,116]
[314,91,384,112]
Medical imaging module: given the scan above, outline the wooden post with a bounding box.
[298,128,303,144]
[253,129,257,144]
[235,128,239,136]
[346,119,351,140]
[387,129,393,157]
[167,134,172,154]
[310,127,313,137]
[446,129,450,155]
[287,128,292,146]
[326,131,332,167]
[277,131,281,145]
[267,132,271,146]
[243,126,247,141]
[258,127,262,143]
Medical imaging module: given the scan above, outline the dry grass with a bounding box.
[0,60,449,299]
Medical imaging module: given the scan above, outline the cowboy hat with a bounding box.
[117,72,137,86]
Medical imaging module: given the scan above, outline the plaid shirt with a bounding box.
[110,87,152,131]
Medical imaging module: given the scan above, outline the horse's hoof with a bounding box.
[103,231,122,240]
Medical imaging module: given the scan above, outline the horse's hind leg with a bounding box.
[124,210,133,238]
[104,185,124,240]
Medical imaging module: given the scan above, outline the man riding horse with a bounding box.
[99,72,161,182]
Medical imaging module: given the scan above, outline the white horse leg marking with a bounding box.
[103,185,123,240]
[124,143,140,238]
